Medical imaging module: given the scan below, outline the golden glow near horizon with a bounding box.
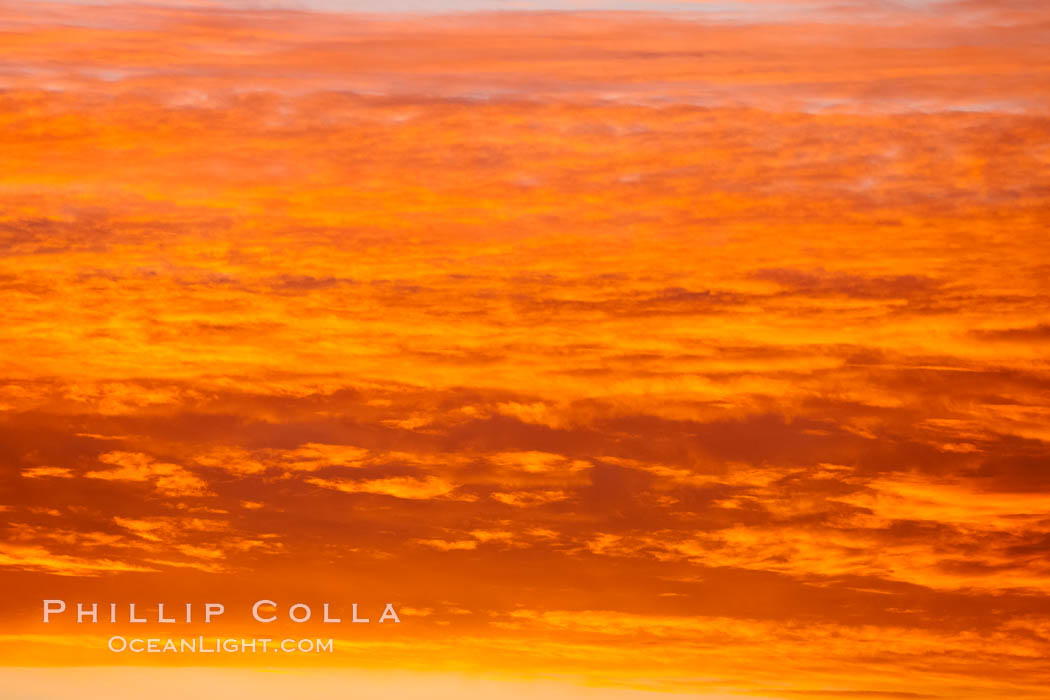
[2,1,1050,698]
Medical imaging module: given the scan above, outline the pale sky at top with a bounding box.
[16,0,955,18]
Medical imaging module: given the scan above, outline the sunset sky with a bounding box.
[1,1,1049,698]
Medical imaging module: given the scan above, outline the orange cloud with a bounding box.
[305,475,460,500]
[0,2,1048,699]
[85,452,211,497]
[21,467,74,479]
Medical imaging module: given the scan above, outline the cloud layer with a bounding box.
[1,3,1049,699]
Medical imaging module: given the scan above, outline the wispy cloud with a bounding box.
[0,2,1047,698]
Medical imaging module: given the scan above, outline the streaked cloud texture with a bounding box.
[1,1,1049,698]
